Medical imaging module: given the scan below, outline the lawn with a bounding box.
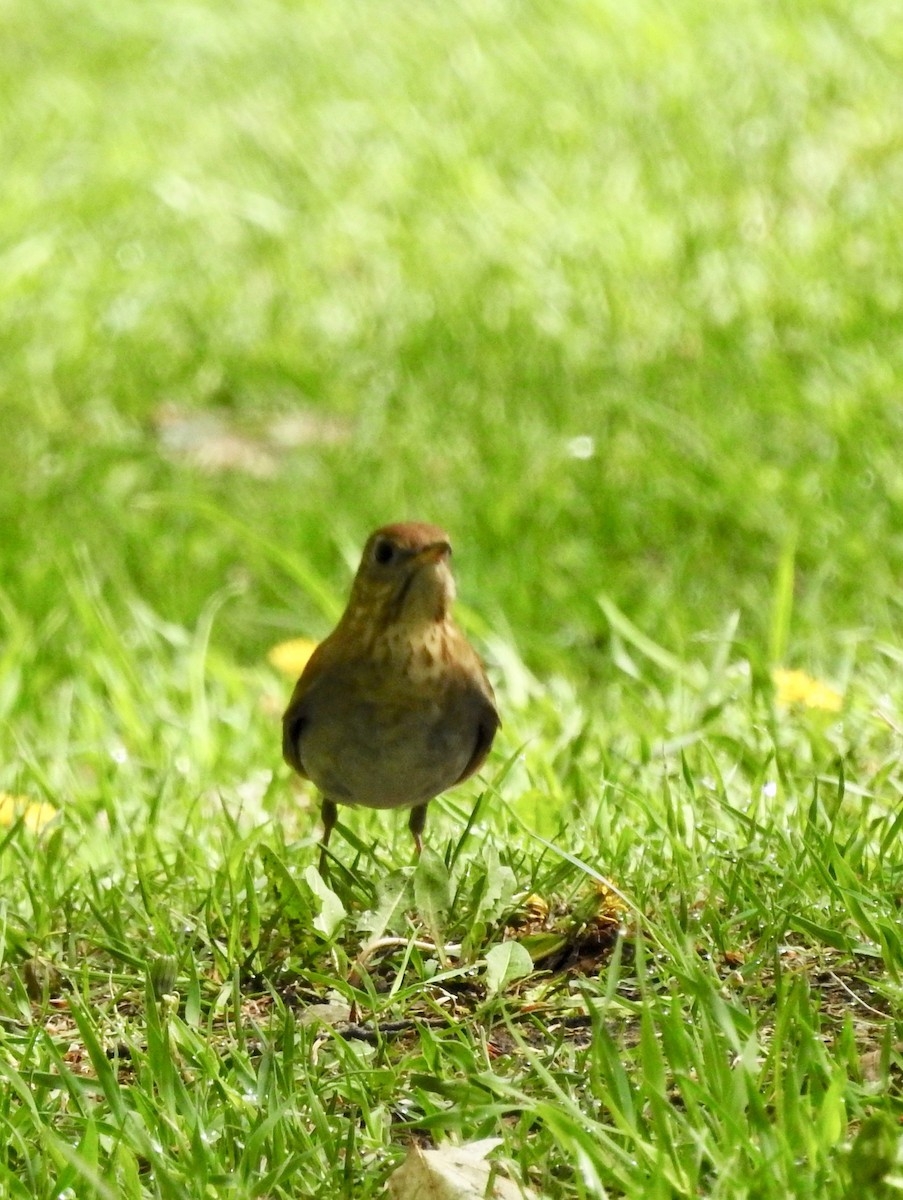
[1,0,902,1196]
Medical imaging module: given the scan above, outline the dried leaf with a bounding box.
[387,1139,537,1200]
[155,406,277,477]
[298,1001,352,1028]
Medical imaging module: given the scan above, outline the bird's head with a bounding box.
[345,521,455,635]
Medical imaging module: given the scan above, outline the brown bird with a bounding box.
[282,522,499,869]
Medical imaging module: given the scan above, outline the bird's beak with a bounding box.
[414,540,452,565]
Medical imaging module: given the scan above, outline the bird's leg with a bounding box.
[319,799,338,874]
[408,804,427,857]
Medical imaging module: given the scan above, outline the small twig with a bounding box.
[338,1017,449,1042]
[335,1009,596,1043]
[348,937,463,986]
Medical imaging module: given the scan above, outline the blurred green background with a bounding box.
[2,0,902,696]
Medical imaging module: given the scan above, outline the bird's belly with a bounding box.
[298,702,473,810]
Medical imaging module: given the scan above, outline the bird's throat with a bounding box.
[379,616,457,684]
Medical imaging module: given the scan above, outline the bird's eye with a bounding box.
[373,540,395,565]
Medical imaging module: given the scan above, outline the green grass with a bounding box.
[2,0,902,1196]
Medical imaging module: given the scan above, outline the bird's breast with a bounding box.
[294,653,485,811]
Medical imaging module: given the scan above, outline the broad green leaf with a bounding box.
[357,869,414,939]
[519,932,569,963]
[259,845,312,925]
[485,941,533,994]
[414,847,451,945]
[474,846,517,927]
[302,865,346,939]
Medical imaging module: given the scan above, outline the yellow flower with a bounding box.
[0,793,58,832]
[267,637,318,677]
[772,668,842,712]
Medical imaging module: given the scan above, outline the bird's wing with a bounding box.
[281,705,309,777]
[454,688,501,785]
[281,638,339,776]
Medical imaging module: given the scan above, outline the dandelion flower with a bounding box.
[772,668,842,712]
[0,794,58,833]
[267,637,318,677]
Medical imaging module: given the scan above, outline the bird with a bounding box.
[282,521,499,870]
